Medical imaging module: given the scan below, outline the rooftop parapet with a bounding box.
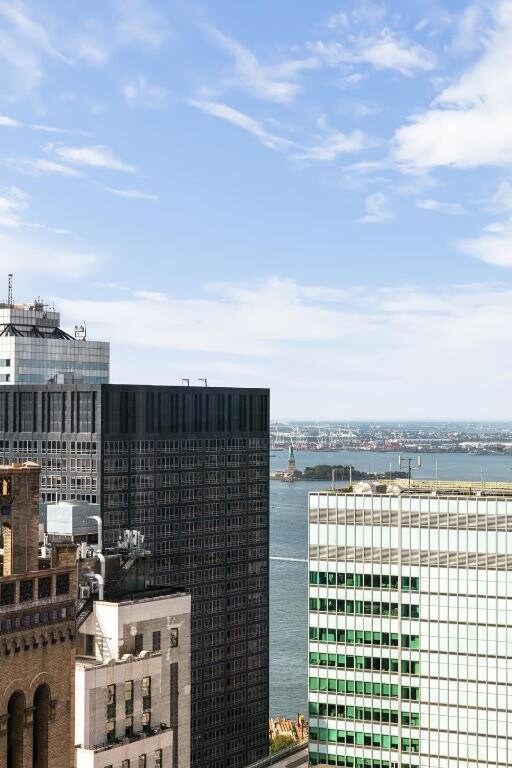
[315,478,512,498]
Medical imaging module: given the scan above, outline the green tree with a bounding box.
[269,734,295,755]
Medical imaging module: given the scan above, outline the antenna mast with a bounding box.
[7,274,13,306]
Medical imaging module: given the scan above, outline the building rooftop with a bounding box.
[105,586,189,605]
[314,478,512,498]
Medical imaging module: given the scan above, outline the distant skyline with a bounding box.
[2,0,512,419]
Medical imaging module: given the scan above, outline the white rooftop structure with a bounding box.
[76,590,191,768]
[0,292,109,385]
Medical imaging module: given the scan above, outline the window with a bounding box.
[85,634,95,657]
[134,634,143,654]
[152,631,161,651]
[0,583,15,606]
[125,680,134,715]
[106,684,116,721]
[37,577,51,599]
[56,573,70,595]
[142,677,151,712]
[139,757,147,768]
[155,750,162,768]
[122,761,130,768]
[170,628,179,647]
[20,579,34,602]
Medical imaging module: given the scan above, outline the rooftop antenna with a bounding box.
[7,273,13,306]
[398,454,422,489]
[182,378,190,386]
[198,377,208,387]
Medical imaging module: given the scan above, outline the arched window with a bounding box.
[32,684,50,768]
[7,690,25,768]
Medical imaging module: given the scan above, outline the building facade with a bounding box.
[0,384,270,768]
[308,479,512,768]
[0,462,76,768]
[0,301,109,385]
[76,589,191,768]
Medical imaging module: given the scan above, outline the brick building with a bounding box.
[0,462,76,768]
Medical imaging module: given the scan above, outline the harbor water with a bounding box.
[269,449,512,717]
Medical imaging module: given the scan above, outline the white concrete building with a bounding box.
[0,300,109,384]
[308,479,512,768]
[76,590,191,768]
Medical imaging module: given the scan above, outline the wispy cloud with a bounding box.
[74,37,109,66]
[0,232,98,277]
[122,74,170,109]
[107,187,159,200]
[116,0,171,49]
[0,0,71,98]
[0,186,29,229]
[51,144,137,172]
[4,157,83,178]
[358,192,394,223]
[203,23,317,103]
[187,99,294,151]
[309,31,436,76]
[415,199,466,215]
[0,113,88,135]
[292,116,375,162]
[0,185,68,235]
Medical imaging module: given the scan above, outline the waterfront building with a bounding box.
[75,533,191,768]
[0,298,109,385]
[0,383,270,768]
[308,478,512,768]
[0,462,76,768]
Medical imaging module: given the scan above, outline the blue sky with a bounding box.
[2,0,512,419]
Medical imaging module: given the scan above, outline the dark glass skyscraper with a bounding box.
[0,383,270,768]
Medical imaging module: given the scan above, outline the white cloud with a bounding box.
[293,124,373,162]
[116,0,170,49]
[107,187,159,200]
[75,38,109,66]
[394,2,512,170]
[55,278,512,418]
[0,0,71,98]
[122,74,170,109]
[459,223,512,267]
[188,99,293,151]
[0,232,97,277]
[0,187,29,229]
[203,24,317,103]
[309,31,436,76]
[457,178,512,266]
[5,157,83,177]
[0,115,20,127]
[327,11,349,31]
[0,113,88,135]
[415,199,466,215]
[358,192,394,223]
[452,2,492,53]
[0,185,70,235]
[52,145,136,172]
